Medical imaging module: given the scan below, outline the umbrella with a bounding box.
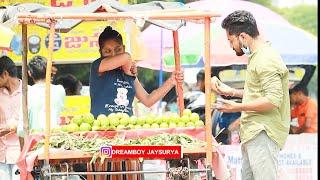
[138,0,317,71]
[163,22,318,68]
[138,25,174,70]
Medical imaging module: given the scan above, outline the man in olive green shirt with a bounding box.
[212,10,290,180]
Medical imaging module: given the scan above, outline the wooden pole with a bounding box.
[44,20,55,165]
[17,11,220,22]
[172,31,184,116]
[21,24,29,138]
[204,17,212,166]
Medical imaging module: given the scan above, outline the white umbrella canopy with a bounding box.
[0,0,186,32]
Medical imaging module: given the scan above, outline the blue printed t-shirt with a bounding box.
[89,58,136,117]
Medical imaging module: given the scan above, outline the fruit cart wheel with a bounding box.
[40,169,50,180]
[31,166,42,180]
[211,109,223,137]
[37,163,51,180]
[206,165,214,180]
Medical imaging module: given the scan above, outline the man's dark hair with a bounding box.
[196,70,205,83]
[289,85,309,96]
[57,74,82,95]
[221,10,259,37]
[98,26,123,49]
[28,55,47,81]
[0,56,17,77]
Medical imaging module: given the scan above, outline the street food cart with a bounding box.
[17,8,227,180]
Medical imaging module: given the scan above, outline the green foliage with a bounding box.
[251,0,317,36]
[137,67,157,83]
[275,5,318,36]
[137,67,171,88]
[251,0,273,7]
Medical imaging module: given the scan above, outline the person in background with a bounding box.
[0,56,21,180]
[56,74,82,96]
[51,63,58,83]
[212,10,290,179]
[195,69,205,92]
[17,55,65,136]
[290,85,317,133]
[183,70,206,120]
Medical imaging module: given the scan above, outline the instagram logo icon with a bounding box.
[100,146,112,158]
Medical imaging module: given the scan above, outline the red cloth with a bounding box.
[16,134,43,179]
[17,128,229,180]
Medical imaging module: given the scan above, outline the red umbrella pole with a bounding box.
[173,31,184,116]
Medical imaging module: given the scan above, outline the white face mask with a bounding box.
[239,37,251,56]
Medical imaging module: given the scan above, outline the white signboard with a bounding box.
[218,134,318,180]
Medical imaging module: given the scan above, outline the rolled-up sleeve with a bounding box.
[256,60,284,108]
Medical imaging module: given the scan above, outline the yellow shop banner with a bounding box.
[8,21,126,63]
[1,0,129,63]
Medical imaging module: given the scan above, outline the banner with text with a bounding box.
[218,134,318,180]
[1,0,129,63]
[6,22,126,63]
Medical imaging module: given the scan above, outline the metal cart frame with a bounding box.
[18,8,220,179]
